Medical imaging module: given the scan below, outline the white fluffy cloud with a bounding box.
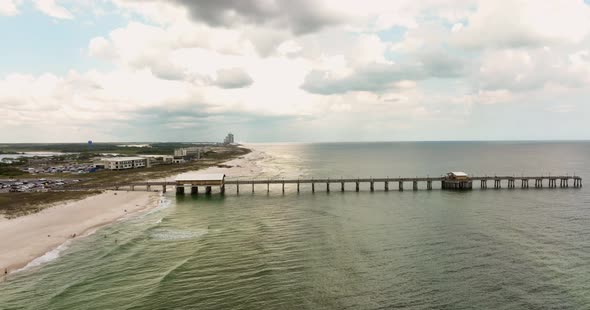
[1,0,589,141]
[452,1,590,49]
[34,0,73,19]
[0,0,22,16]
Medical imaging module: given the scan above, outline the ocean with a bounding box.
[1,141,589,309]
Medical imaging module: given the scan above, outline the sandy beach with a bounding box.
[0,145,257,277]
[0,190,159,275]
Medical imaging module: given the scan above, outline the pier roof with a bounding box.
[449,172,468,177]
[175,173,226,185]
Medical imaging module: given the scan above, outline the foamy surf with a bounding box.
[15,240,72,273]
[145,194,171,217]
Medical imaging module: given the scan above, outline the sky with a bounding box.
[1,0,590,143]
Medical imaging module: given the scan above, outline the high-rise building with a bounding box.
[223,132,235,144]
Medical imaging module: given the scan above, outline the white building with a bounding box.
[173,147,202,159]
[137,154,174,164]
[96,157,150,170]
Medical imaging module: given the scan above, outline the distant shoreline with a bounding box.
[0,145,253,277]
[0,145,251,219]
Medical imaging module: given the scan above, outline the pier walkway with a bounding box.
[116,175,583,194]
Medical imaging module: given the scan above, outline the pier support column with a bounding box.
[385,181,389,191]
[413,181,418,191]
[236,181,239,194]
[427,180,432,190]
[312,182,315,193]
[341,182,345,192]
[565,179,569,188]
[147,185,151,191]
[326,182,330,193]
[191,186,198,195]
[297,181,300,193]
[267,182,270,193]
[162,185,166,193]
[220,185,225,195]
[206,186,212,195]
[176,186,184,195]
[494,180,501,189]
[399,181,403,191]
[356,182,359,192]
[282,182,285,193]
[131,185,135,191]
[252,183,255,193]
[370,180,374,192]
[481,180,486,189]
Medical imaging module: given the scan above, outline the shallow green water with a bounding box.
[1,142,589,309]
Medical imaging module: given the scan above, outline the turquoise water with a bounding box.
[1,142,589,309]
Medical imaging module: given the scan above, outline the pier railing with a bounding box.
[113,175,582,193]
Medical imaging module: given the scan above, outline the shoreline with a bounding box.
[0,190,160,277]
[0,145,257,277]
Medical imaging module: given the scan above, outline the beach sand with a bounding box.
[0,145,258,277]
[0,190,159,275]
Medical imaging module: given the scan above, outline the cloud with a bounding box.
[214,68,253,89]
[452,1,590,49]
[0,0,22,16]
[301,52,466,95]
[476,48,590,92]
[3,0,590,142]
[34,0,74,19]
[301,63,424,95]
[153,0,344,35]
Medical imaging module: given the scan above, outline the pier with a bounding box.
[117,173,583,194]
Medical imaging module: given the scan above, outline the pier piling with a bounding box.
[128,174,582,195]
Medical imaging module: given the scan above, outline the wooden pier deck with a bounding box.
[116,175,583,194]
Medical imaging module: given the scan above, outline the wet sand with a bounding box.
[0,191,159,275]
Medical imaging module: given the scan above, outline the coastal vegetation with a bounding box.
[0,144,250,219]
[0,163,27,177]
[0,191,101,219]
